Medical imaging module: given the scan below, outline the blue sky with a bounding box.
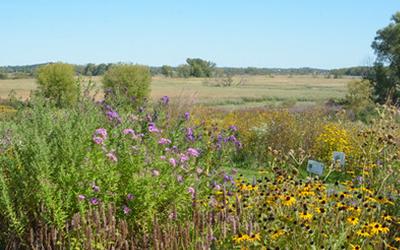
[1,1,399,68]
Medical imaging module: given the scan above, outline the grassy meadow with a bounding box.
[0,75,354,108]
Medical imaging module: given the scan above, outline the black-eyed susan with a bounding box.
[369,222,383,235]
[356,229,371,238]
[233,234,250,244]
[350,244,361,250]
[315,207,326,214]
[382,213,393,222]
[270,229,285,240]
[346,216,359,225]
[281,195,296,207]
[299,211,313,221]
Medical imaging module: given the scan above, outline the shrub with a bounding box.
[102,64,151,107]
[345,80,376,121]
[36,63,79,107]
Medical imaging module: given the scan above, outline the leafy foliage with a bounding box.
[370,12,400,104]
[36,63,79,107]
[102,64,151,107]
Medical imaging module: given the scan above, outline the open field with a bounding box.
[0,75,356,108]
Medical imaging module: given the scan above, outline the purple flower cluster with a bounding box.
[148,123,160,133]
[106,151,118,162]
[161,96,169,105]
[93,128,108,145]
[187,148,200,157]
[188,187,196,199]
[104,105,122,124]
[123,128,143,140]
[184,112,190,121]
[158,138,171,145]
[186,128,195,141]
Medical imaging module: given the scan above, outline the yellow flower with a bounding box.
[233,234,250,244]
[395,237,400,242]
[315,207,326,214]
[356,229,371,238]
[379,226,389,234]
[281,195,296,207]
[350,244,361,250]
[347,217,359,225]
[369,222,383,235]
[299,212,313,221]
[249,233,261,242]
[270,229,285,240]
[382,214,393,221]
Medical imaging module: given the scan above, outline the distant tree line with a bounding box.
[0,60,375,79]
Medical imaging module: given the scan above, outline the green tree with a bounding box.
[84,63,96,76]
[161,65,174,77]
[177,64,191,78]
[36,63,79,107]
[370,12,400,104]
[186,58,216,77]
[102,64,151,106]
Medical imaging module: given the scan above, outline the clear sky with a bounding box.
[1,1,399,68]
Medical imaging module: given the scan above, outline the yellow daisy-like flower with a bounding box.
[350,244,361,250]
[299,212,313,221]
[347,217,359,225]
[379,226,389,234]
[281,195,296,207]
[348,206,361,214]
[369,222,382,235]
[356,229,371,238]
[395,237,400,242]
[233,234,251,244]
[248,233,261,242]
[315,207,326,214]
[382,214,393,221]
[270,229,285,240]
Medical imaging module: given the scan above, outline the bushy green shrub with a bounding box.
[36,63,79,107]
[345,79,376,121]
[102,64,151,107]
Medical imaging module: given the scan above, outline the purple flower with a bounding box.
[95,128,108,139]
[92,184,100,192]
[106,109,122,124]
[188,187,196,199]
[177,175,183,183]
[127,193,135,200]
[161,96,169,105]
[186,128,195,141]
[106,151,118,162]
[148,123,160,133]
[78,194,86,201]
[158,138,172,145]
[180,154,189,163]
[184,112,190,121]
[123,205,131,215]
[228,135,237,142]
[187,148,200,157]
[90,198,99,205]
[123,128,135,135]
[169,158,177,167]
[229,125,238,132]
[92,136,104,145]
[160,155,166,160]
